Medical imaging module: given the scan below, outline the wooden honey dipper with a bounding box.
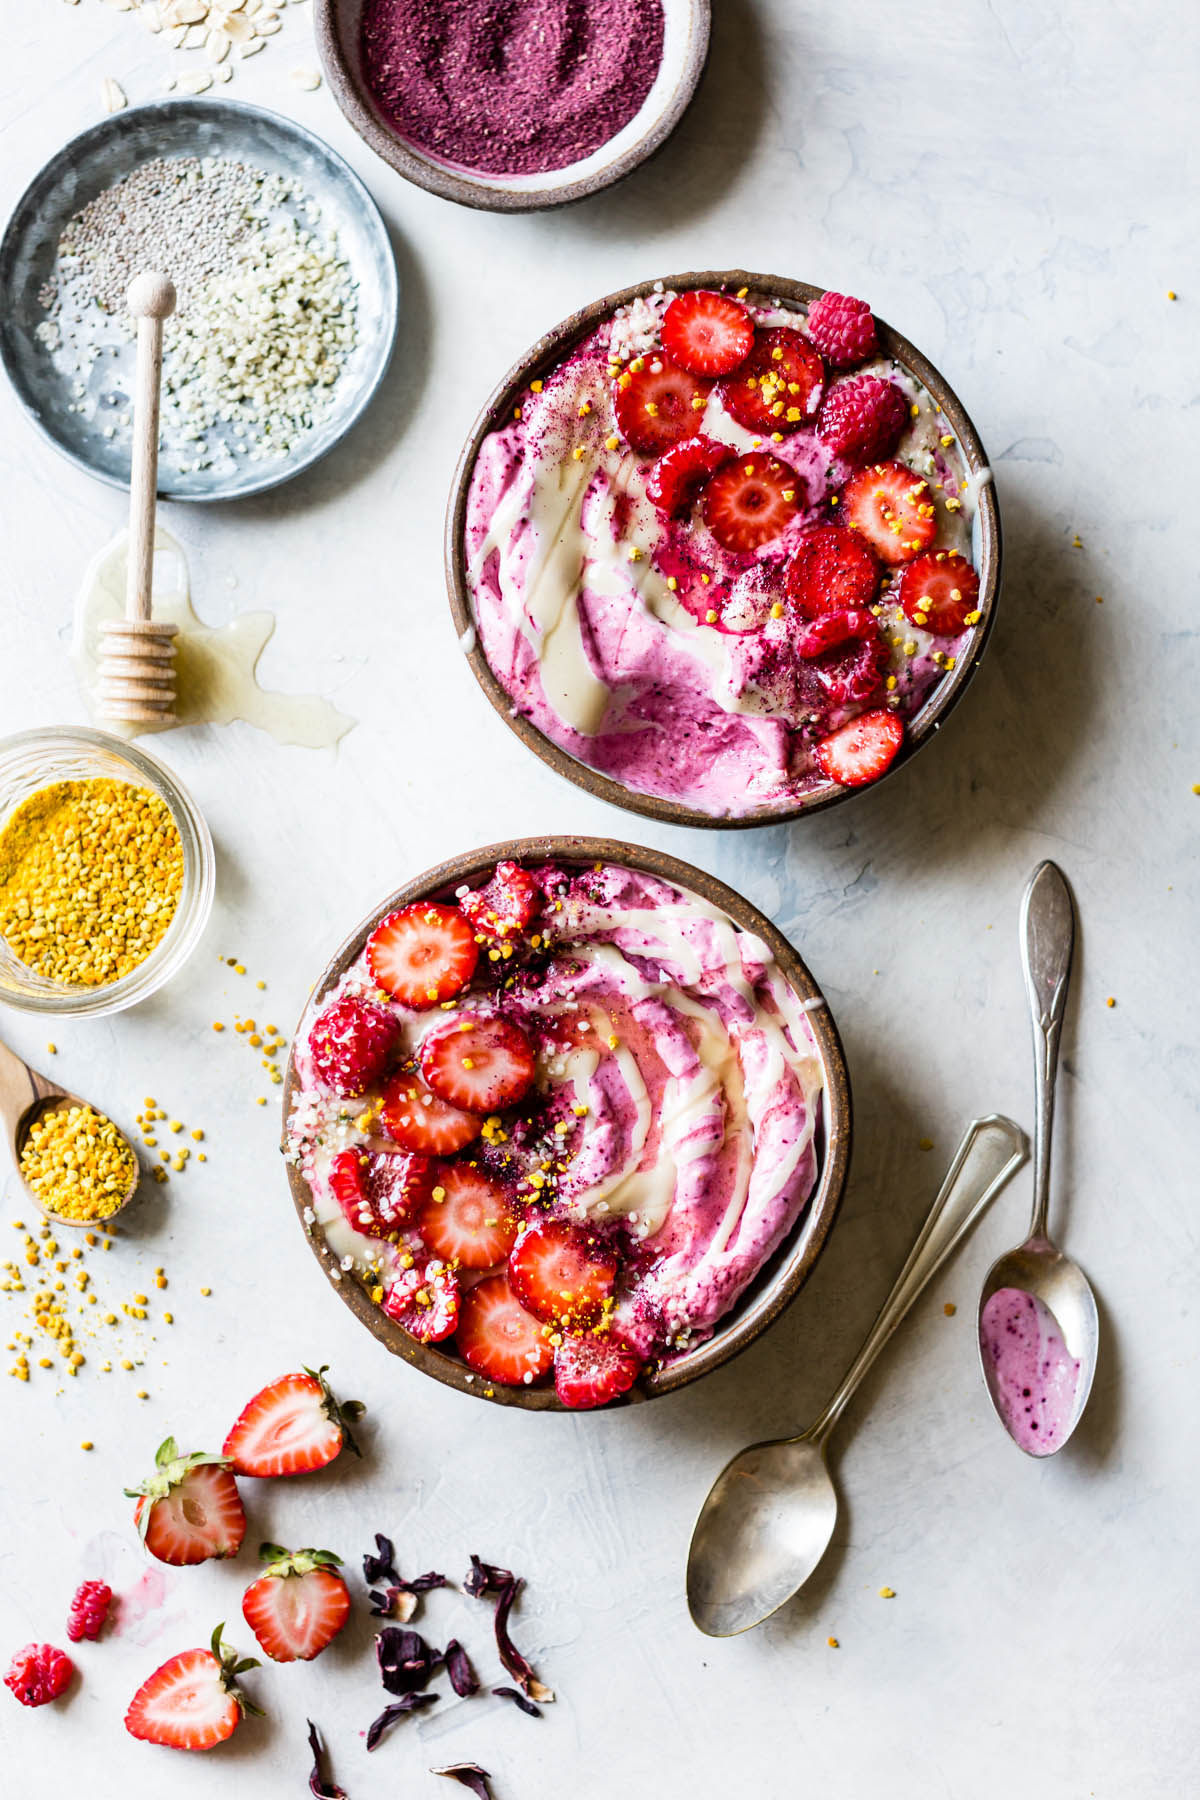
[97,270,179,725]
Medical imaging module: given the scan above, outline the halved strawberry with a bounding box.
[841,461,937,565]
[382,1261,460,1342]
[223,1366,364,1479]
[454,1272,553,1387]
[613,355,711,455]
[785,522,880,618]
[366,904,478,1010]
[459,861,539,941]
[127,1440,246,1565]
[419,1013,536,1113]
[329,1146,434,1240]
[719,327,825,433]
[241,1546,350,1664]
[380,1067,481,1155]
[701,454,803,553]
[419,1163,519,1269]
[508,1219,617,1328]
[897,550,980,635]
[125,1626,260,1751]
[645,435,733,518]
[815,708,905,788]
[554,1332,643,1410]
[661,289,754,376]
[306,994,402,1098]
[795,608,889,704]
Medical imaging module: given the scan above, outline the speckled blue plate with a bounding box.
[0,99,398,502]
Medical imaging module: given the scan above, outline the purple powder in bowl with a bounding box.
[360,0,667,178]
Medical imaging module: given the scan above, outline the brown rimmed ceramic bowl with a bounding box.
[446,269,1002,831]
[315,0,711,213]
[281,836,852,1410]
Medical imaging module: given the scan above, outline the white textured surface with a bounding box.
[0,2,1197,1794]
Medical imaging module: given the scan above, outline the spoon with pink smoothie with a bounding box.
[978,861,1099,1456]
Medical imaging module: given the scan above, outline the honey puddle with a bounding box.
[72,527,354,747]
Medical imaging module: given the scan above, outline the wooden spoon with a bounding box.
[0,1037,139,1229]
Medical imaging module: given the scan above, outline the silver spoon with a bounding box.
[976,861,1099,1457]
[687,1113,1028,1637]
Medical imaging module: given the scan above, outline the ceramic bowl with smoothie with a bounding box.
[282,837,851,1410]
[447,271,1001,828]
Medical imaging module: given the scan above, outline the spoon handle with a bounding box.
[807,1115,1028,1445]
[1020,860,1075,1242]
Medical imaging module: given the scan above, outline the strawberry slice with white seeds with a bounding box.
[613,355,712,455]
[815,708,905,788]
[719,326,825,433]
[127,1440,246,1565]
[329,1146,434,1239]
[418,1163,519,1269]
[645,435,733,518]
[380,1067,482,1155]
[701,454,804,553]
[241,1546,351,1664]
[661,289,755,376]
[124,1627,260,1751]
[841,461,938,565]
[382,1261,460,1342]
[554,1332,643,1409]
[785,522,881,618]
[455,1272,553,1387]
[508,1218,617,1328]
[223,1366,364,1478]
[897,550,980,635]
[459,861,539,940]
[419,1013,536,1113]
[367,903,478,1009]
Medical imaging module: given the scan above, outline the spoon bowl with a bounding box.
[0,1039,139,1228]
[978,1240,1099,1457]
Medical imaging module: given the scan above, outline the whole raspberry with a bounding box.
[66,1580,113,1643]
[5,1643,74,1707]
[308,994,402,1098]
[806,291,879,368]
[817,375,909,464]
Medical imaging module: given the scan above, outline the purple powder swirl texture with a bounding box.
[360,0,666,177]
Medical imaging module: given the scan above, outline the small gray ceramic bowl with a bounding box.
[316,0,711,212]
[0,100,398,502]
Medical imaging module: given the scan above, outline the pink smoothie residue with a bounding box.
[979,1287,1082,1456]
[360,0,666,177]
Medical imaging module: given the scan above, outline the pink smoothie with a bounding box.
[979,1287,1082,1456]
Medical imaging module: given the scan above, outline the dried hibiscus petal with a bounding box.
[307,1720,348,1798]
[492,1683,542,1718]
[463,1554,514,1599]
[363,1533,399,1587]
[493,1577,554,1704]
[369,1571,450,1620]
[376,1626,440,1695]
[444,1639,479,1698]
[432,1766,494,1800]
[366,1692,439,1751]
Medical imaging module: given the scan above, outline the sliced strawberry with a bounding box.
[613,355,711,455]
[459,861,539,941]
[661,289,754,376]
[366,903,478,1010]
[419,1013,536,1114]
[380,1067,481,1155]
[897,550,980,635]
[127,1440,246,1565]
[241,1547,350,1664]
[719,327,825,433]
[223,1366,364,1479]
[785,522,880,618]
[842,461,937,565]
[508,1218,617,1328]
[815,708,905,788]
[329,1146,434,1241]
[554,1332,643,1410]
[645,435,733,518]
[795,608,889,705]
[701,453,803,553]
[795,607,883,659]
[306,994,401,1098]
[454,1272,553,1387]
[124,1627,259,1751]
[382,1261,460,1342]
[419,1163,519,1269]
